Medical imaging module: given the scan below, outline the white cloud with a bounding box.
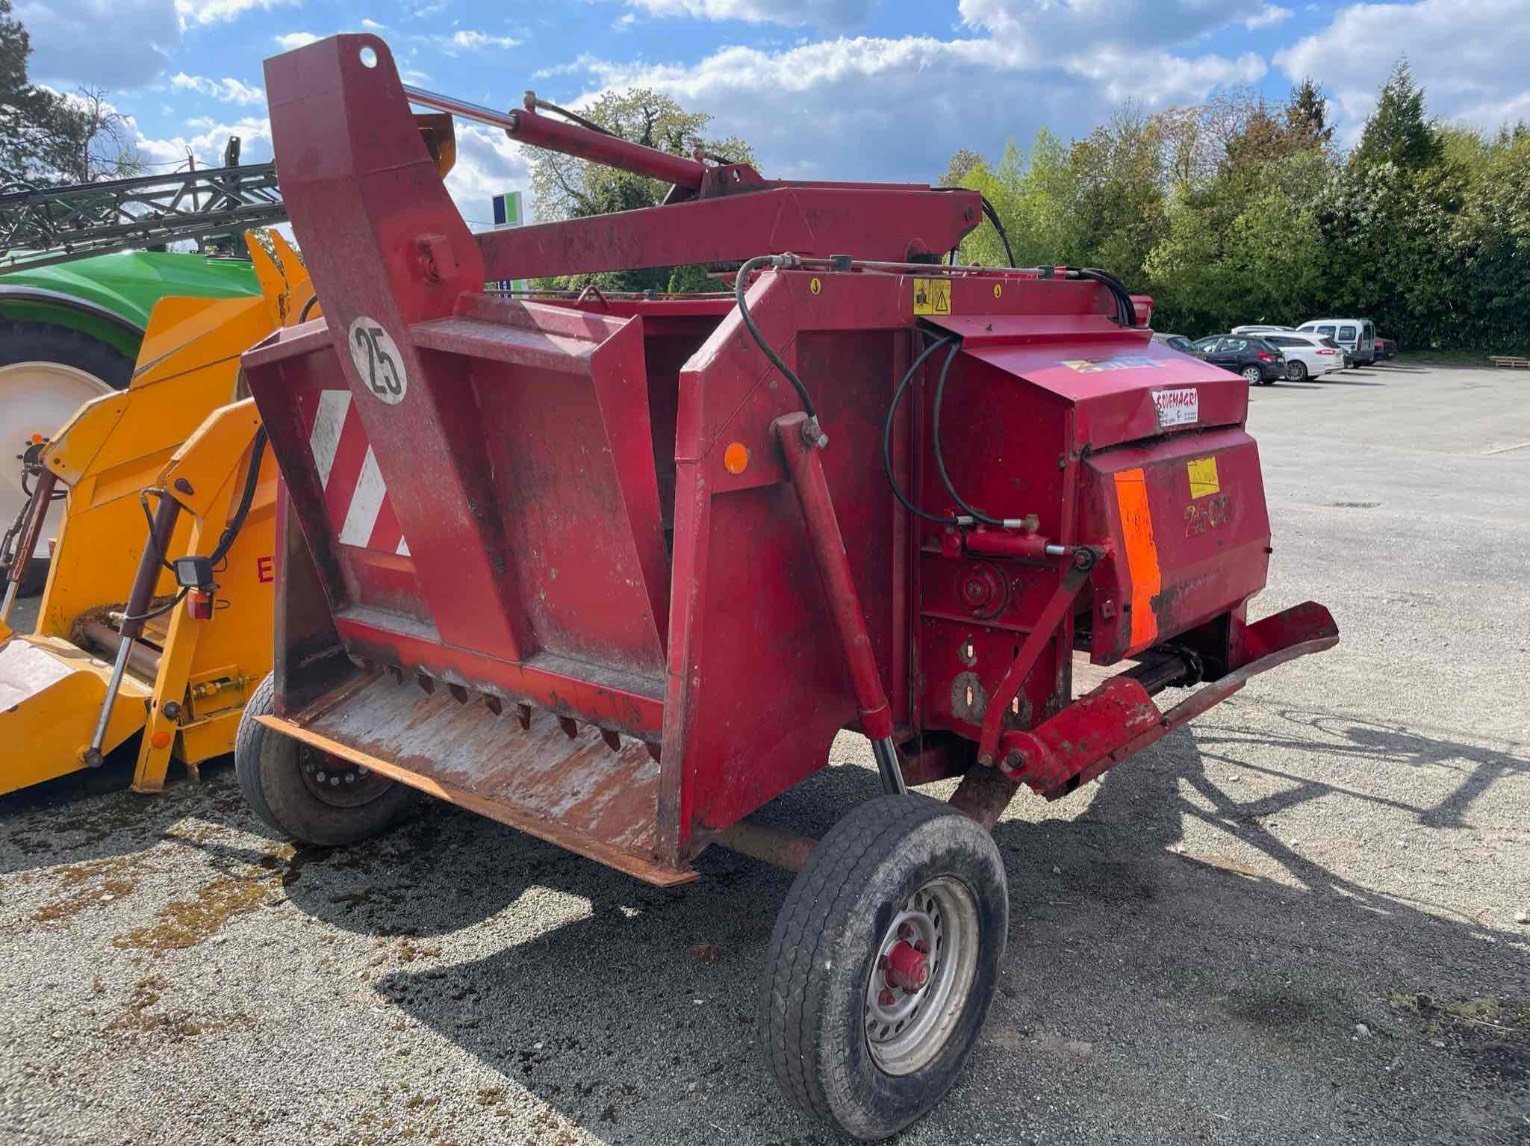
[129,111,273,170]
[1243,4,1291,29]
[444,123,535,227]
[1275,0,1530,143]
[443,29,522,52]
[168,72,266,105]
[556,30,1263,182]
[175,0,296,27]
[273,31,321,50]
[624,0,872,29]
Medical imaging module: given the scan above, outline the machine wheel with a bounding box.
[235,673,417,846]
[762,795,1007,1141]
[1286,360,1308,382]
[0,322,133,596]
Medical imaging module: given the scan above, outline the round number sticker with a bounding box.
[347,316,408,405]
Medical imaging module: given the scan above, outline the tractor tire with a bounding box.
[235,673,417,847]
[0,321,134,597]
[762,795,1007,1141]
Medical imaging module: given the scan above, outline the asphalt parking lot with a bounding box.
[1,361,1526,1145]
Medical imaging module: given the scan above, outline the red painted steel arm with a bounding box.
[997,601,1339,800]
[477,185,983,282]
[775,413,895,744]
[403,83,710,190]
[974,555,1096,765]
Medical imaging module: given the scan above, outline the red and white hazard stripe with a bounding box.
[303,389,410,556]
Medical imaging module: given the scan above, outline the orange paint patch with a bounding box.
[1113,467,1161,649]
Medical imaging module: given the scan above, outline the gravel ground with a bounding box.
[1,361,1526,1145]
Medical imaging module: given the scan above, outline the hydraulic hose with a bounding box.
[882,334,963,525]
[1074,266,1136,326]
[931,340,1005,527]
[121,426,268,624]
[735,254,818,422]
[934,189,1015,268]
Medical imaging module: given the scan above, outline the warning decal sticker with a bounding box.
[913,277,951,316]
[1152,387,1199,428]
[1187,456,1220,498]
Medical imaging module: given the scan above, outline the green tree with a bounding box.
[529,88,753,292]
[1449,127,1530,352]
[1352,59,1443,171]
[1285,77,1334,152]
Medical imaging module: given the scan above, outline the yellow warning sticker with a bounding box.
[913,277,951,316]
[1187,456,1220,499]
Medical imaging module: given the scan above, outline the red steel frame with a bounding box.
[243,34,1337,884]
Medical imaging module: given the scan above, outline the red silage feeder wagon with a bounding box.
[235,35,1338,1139]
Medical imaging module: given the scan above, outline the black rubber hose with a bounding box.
[979,196,1016,268]
[735,255,817,420]
[298,294,321,322]
[934,188,1015,267]
[134,426,267,579]
[931,339,1004,526]
[208,426,268,567]
[1075,266,1136,326]
[881,334,963,525]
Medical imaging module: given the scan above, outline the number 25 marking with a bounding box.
[353,326,401,396]
[347,317,408,404]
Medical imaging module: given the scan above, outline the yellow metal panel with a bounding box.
[7,235,308,797]
[0,636,151,795]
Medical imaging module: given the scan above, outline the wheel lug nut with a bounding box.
[878,989,895,1007]
[897,923,914,941]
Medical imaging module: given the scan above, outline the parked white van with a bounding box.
[1298,318,1376,366]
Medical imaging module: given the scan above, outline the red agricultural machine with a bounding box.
[237,36,1337,1139]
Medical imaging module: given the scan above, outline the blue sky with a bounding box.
[14,0,1530,225]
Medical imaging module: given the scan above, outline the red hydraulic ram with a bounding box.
[238,34,1337,1141]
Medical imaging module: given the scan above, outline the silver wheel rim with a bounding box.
[1242,367,1261,383]
[863,875,980,1076]
[0,361,114,529]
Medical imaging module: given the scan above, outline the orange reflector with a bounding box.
[723,442,750,475]
[150,730,172,750]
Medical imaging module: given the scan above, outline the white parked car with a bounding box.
[1261,331,1346,381]
[1298,318,1376,366]
[1231,324,1295,336]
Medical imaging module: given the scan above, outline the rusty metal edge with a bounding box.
[255,713,698,887]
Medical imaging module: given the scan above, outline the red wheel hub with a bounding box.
[883,939,930,992]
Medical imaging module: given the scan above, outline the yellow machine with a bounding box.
[0,236,313,796]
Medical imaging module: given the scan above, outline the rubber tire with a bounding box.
[234,673,417,846]
[1240,366,1263,385]
[0,322,134,596]
[1286,360,1308,382]
[763,795,1008,1141]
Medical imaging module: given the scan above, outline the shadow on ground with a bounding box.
[3,707,1526,1143]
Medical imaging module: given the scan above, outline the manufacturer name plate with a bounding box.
[1152,387,1199,428]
